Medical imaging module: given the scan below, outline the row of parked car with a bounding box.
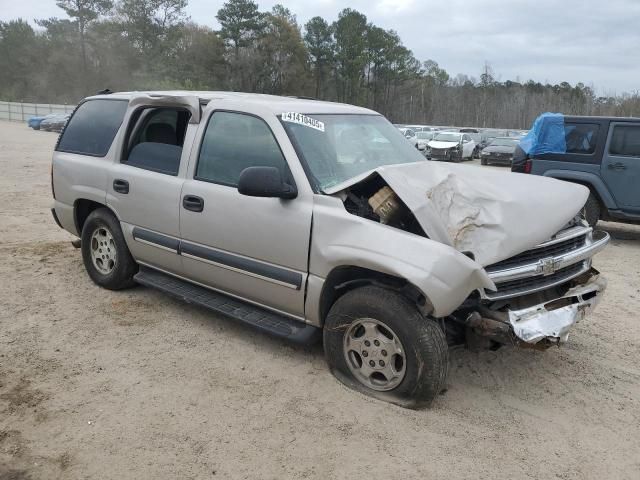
[27,113,70,132]
[395,124,527,166]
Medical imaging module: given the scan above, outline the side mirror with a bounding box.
[238,166,297,199]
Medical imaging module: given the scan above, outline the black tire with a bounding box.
[323,286,448,408]
[481,158,488,165]
[583,192,601,227]
[81,208,138,290]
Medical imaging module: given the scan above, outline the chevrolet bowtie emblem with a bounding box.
[539,257,556,276]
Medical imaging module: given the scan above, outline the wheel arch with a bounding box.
[316,265,432,327]
[74,199,118,235]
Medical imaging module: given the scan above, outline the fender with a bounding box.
[542,169,617,210]
[307,196,494,324]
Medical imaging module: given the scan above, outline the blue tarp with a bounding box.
[519,112,567,155]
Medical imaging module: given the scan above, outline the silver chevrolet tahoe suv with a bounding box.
[51,91,610,407]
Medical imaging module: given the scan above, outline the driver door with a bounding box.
[179,103,313,318]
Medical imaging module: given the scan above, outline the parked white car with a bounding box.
[415,131,435,151]
[426,132,476,162]
[398,127,419,149]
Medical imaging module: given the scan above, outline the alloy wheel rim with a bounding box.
[90,227,117,275]
[343,318,407,392]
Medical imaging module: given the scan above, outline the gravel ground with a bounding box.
[1,121,639,480]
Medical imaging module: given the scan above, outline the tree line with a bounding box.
[1,0,639,128]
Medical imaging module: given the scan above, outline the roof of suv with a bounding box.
[85,91,378,116]
[564,115,640,122]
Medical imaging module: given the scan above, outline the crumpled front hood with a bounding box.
[328,161,589,266]
[428,140,460,149]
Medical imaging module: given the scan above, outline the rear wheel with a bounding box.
[81,208,138,290]
[324,286,448,408]
[583,192,601,227]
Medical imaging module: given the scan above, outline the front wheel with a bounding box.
[81,208,138,290]
[324,286,448,408]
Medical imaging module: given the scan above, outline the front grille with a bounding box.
[486,233,587,272]
[485,262,585,299]
[431,148,448,156]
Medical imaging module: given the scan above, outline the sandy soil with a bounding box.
[1,120,639,480]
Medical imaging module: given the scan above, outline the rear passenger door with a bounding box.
[601,122,640,210]
[107,105,193,276]
[179,105,313,319]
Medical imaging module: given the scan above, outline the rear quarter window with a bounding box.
[564,122,599,154]
[56,99,128,156]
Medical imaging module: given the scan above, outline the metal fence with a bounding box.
[0,101,76,122]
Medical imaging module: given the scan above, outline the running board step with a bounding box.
[134,266,320,344]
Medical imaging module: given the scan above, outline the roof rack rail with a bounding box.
[96,88,113,95]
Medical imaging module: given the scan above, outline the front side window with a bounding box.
[564,122,599,154]
[56,99,128,156]
[196,112,288,187]
[281,114,425,192]
[609,125,640,157]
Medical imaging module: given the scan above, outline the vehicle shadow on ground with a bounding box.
[136,284,325,357]
[598,221,640,242]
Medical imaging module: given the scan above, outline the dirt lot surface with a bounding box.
[1,120,639,480]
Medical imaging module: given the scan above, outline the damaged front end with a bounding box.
[329,162,609,349]
[463,269,607,348]
[462,226,610,347]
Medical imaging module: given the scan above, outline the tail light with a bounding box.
[524,159,532,174]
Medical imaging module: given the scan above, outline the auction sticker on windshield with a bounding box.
[281,112,325,132]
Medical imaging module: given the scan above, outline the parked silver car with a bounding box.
[51,91,609,407]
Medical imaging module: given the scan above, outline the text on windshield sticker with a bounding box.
[281,112,325,132]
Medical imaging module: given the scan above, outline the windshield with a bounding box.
[416,132,434,140]
[281,114,425,191]
[433,132,461,142]
[489,138,518,147]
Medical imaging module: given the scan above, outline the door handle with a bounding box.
[113,179,129,194]
[182,195,204,212]
[608,162,627,170]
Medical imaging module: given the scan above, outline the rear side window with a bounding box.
[196,112,288,187]
[609,125,640,157]
[57,99,128,156]
[564,123,599,154]
[120,107,191,175]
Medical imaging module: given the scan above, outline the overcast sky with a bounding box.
[2,0,638,94]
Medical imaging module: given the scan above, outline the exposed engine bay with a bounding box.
[340,173,426,237]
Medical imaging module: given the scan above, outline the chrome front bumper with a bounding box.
[508,270,607,344]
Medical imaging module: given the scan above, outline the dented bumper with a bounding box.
[508,270,606,344]
[466,269,606,346]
